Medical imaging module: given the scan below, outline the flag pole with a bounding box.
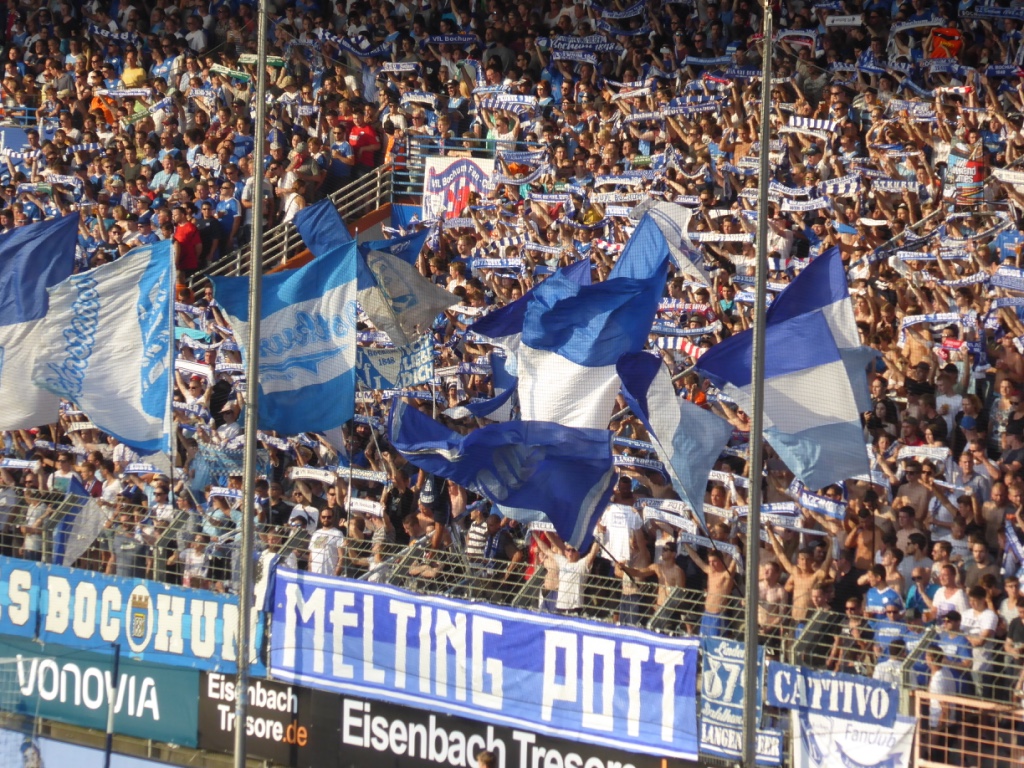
[741,4,773,768]
[234,0,269,766]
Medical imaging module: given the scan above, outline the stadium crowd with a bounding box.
[4,0,1024,732]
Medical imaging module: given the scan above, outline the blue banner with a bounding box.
[699,639,782,765]
[0,556,265,674]
[765,662,898,727]
[356,334,434,390]
[269,569,699,760]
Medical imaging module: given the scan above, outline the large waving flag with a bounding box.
[768,246,876,411]
[618,352,732,530]
[695,311,868,488]
[0,215,77,430]
[53,475,108,567]
[210,241,359,435]
[517,262,667,430]
[470,257,591,375]
[359,248,459,345]
[444,351,517,422]
[389,398,615,548]
[293,199,353,255]
[34,240,174,453]
[623,203,709,283]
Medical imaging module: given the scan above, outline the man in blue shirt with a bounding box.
[937,610,975,696]
[865,564,905,618]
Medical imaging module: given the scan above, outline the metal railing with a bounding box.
[912,691,1024,767]
[192,164,393,284]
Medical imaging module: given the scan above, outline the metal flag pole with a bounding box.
[234,1,270,766]
[741,3,773,767]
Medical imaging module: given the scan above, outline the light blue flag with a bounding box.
[52,475,89,565]
[34,240,174,453]
[210,243,359,435]
[768,245,877,412]
[358,248,458,345]
[695,311,869,489]
[293,199,353,256]
[359,228,431,266]
[389,398,615,548]
[618,352,732,531]
[516,259,667,429]
[0,214,77,430]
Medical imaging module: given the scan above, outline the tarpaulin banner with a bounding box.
[0,556,265,674]
[269,569,699,760]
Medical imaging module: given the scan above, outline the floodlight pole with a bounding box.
[740,3,773,768]
[234,1,270,767]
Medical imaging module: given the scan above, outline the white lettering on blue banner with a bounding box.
[269,569,699,760]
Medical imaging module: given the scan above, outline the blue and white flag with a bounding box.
[293,199,353,256]
[627,204,711,284]
[768,246,877,412]
[0,215,77,430]
[359,248,459,346]
[516,258,666,430]
[696,310,868,488]
[618,352,732,531]
[34,240,174,453]
[55,474,108,567]
[210,243,359,436]
[389,398,615,548]
[359,227,431,266]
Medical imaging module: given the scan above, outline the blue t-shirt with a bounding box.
[866,586,904,616]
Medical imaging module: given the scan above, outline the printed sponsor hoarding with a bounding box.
[0,635,198,746]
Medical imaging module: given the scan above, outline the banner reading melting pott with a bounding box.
[269,569,700,760]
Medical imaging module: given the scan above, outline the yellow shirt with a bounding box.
[121,65,147,88]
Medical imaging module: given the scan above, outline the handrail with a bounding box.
[191,163,393,284]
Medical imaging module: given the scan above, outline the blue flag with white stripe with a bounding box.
[210,243,359,435]
[695,311,869,488]
[0,215,77,430]
[52,475,90,565]
[293,199,353,256]
[618,352,732,531]
[517,263,666,429]
[389,398,615,548]
[768,246,877,412]
[34,240,175,453]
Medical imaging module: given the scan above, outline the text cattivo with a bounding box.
[342,700,639,768]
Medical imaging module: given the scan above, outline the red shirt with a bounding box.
[348,123,380,167]
[174,220,202,270]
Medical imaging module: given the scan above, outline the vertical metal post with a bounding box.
[741,4,774,768]
[103,642,120,768]
[233,2,270,767]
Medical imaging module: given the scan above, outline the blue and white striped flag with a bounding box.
[34,240,174,453]
[618,352,732,531]
[0,215,77,430]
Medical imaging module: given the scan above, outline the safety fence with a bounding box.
[1,483,1016,714]
[192,163,393,284]
[912,692,1024,768]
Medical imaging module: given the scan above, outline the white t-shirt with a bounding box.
[932,587,968,620]
[960,607,999,671]
[555,555,590,612]
[308,528,344,575]
[599,504,641,562]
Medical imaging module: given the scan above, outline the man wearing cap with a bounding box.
[216,402,241,443]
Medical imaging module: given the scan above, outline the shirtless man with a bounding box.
[767,529,834,622]
[684,544,737,638]
[620,541,686,607]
